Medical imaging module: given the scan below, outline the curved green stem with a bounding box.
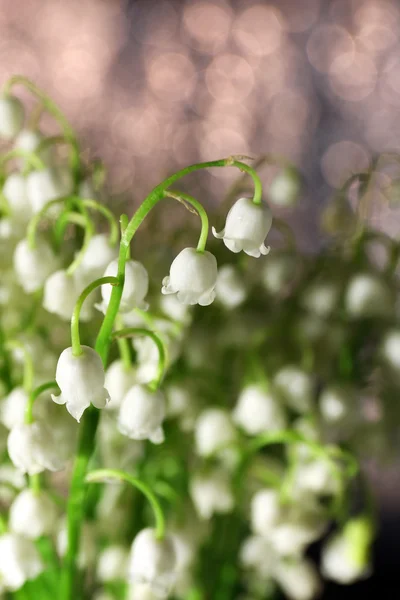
[0,148,45,171]
[85,469,165,539]
[54,211,88,246]
[71,276,119,357]
[66,207,94,276]
[112,327,166,389]
[5,340,34,393]
[4,76,81,184]
[27,196,73,249]
[25,380,59,425]
[165,189,209,252]
[82,199,119,246]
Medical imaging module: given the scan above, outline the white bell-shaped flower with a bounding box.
[239,535,278,579]
[301,280,340,318]
[319,385,354,424]
[0,387,28,430]
[118,384,166,444]
[43,269,77,321]
[52,346,110,422]
[321,518,372,584]
[14,128,43,153]
[74,234,118,287]
[0,533,44,591]
[99,259,149,313]
[251,489,282,537]
[7,422,66,475]
[268,505,327,557]
[162,248,218,306]
[128,583,158,600]
[190,469,234,520]
[129,528,177,599]
[9,489,58,539]
[13,238,59,293]
[275,558,322,600]
[215,264,247,309]
[2,173,31,219]
[233,385,287,435]
[345,273,392,318]
[212,197,273,257]
[105,360,137,410]
[274,366,313,413]
[26,166,73,213]
[0,95,24,139]
[97,544,129,582]
[194,408,236,457]
[291,457,340,497]
[268,167,301,208]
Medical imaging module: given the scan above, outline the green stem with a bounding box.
[85,469,165,539]
[54,211,88,247]
[112,327,166,389]
[82,199,119,246]
[165,190,209,252]
[27,196,74,249]
[71,276,119,357]
[5,340,34,393]
[65,207,94,275]
[4,76,81,184]
[25,381,59,424]
[0,148,45,171]
[114,315,131,370]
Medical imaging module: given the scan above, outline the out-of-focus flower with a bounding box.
[9,489,58,539]
[13,238,59,293]
[0,533,44,591]
[190,469,234,520]
[0,96,24,139]
[215,264,247,309]
[118,384,166,444]
[8,421,66,475]
[233,385,287,435]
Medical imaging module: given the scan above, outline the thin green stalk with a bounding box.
[65,207,94,275]
[70,276,119,357]
[165,189,209,252]
[0,148,45,171]
[25,380,59,425]
[112,327,166,389]
[82,199,119,246]
[54,211,88,246]
[27,197,74,249]
[86,469,165,539]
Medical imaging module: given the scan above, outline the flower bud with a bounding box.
[215,264,247,309]
[26,166,73,213]
[43,270,77,321]
[162,247,218,306]
[274,366,313,413]
[9,489,58,539]
[129,528,177,598]
[275,558,322,600]
[212,197,272,257]
[118,384,166,444]
[0,387,28,430]
[233,385,287,435]
[268,167,301,208]
[105,360,137,410]
[13,238,59,293]
[0,533,44,591]
[99,259,149,313]
[52,346,110,422]
[194,408,236,457]
[0,95,24,139]
[345,273,392,318]
[7,421,66,475]
[97,544,129,582]
[190,469,234,520]
[239,535,277,578]
[2,173,31,219]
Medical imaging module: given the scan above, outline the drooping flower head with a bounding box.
[213,197,273,257]
[0,533,44,591]
[118,384,166,444]
[99,259,149,313]
[162,247,218,306]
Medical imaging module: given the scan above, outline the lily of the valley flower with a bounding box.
[129,528,177,599]
[118,384,166,444]
[51,346,110,421]
[162,248,217,306]
[233,385,287,435]
[7,421,66,475]
[190,469,234,520]
[212,197,272,257]
[105,360,137,411]
[2,173,31,219]
[0,95,24,139]
[74,234,118,287]
[9,489,58,539]
[26,166,73,214]
[0,533,44,591]
[97,545,130,582]
[194,408,236,457]
[13,238,59,293]
[43,270,78,321]
[99,259,149,313]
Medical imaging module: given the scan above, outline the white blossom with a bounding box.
[97,545,129,582]
[9,489,58,539]
[99,259,149,313]
[268,505,327,557]
[52,346,110,421]
[0,96,24,139]
[26,166,73,213]
[212,197,272,257]
[0,533,44,591]
[129,528,177,599]
[301,280,340,318]
[233,385,287,435]
[162,248,217,306]
[345,273,392,318]
[118,384,166,444]
[381,329,400,370]
[2,173,31,219]
[274,366,313,413]
[105,360,137,411]
[262,253,297,295]
[0,387,28,430]
[7,421,66,475]
[321,519,372,584]
[268,168,301,208]
[275,558,322,600]
[194,408,236,457]
[13,238,59,293]
[250,489,282,537]
[239,535,278,579]
[215,264,247,309]
[43,269,77,321]
[74,234,118,287]
[190,469,234,520]
[319,385,353,424]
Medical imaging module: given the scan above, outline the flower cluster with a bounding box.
[0,77,393,600]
